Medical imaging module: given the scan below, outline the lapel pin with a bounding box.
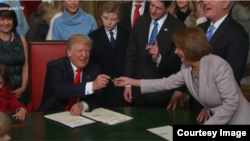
[87,76,89,78]
[164,28,168,31]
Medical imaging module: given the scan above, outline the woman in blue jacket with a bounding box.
[52,0,98,40]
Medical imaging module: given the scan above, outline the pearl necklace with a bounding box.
[192,63,200,78]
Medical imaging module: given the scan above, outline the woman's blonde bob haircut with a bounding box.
[172,27,213,62]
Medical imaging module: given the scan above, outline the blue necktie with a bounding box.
[110,31,115,47]
[148,21,158,54]
[206,24,215,41]
[149,21,158,45]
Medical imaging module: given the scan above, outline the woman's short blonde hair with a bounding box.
[66,34,93,54]
[172,27,212,62]
[0,112,11,137]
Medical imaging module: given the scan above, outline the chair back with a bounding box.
[28,41,67,111]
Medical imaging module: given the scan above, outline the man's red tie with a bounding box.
[133,4,141,26]
[65,68,81,111]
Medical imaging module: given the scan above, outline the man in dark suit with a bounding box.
[189,0,249,122]
[120,0,150,28]
[124,0,186,107]
[38,35,110,115]
[89,2,131,108]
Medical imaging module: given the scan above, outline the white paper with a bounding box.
[81,108,133,125]
[147,125,173,141]
[44,111,96,128]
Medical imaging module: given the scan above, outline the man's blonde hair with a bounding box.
[66,34,93,54]
[0,112,11,137]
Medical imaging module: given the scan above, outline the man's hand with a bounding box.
[123,87,132,103]
[146,38,159,60]
[70,102,83,116]
[197,108,209,123]
[197,2,205,18]
[92,74,110,91]
[167,91,183,110]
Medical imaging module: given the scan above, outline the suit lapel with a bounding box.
[143,15,153,56]
[99,26,114,50]
[198,55,209,107]
[128,2,132,23]
[209,15,230,46]
[187,67,200,102]
[114,25,124,50]
[65,57,74,83]
[81,65,91,83]
[156,13,173,45]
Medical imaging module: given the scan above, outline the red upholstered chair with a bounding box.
[26,41,67,112]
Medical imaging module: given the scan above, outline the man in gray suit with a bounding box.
[114,27,250,125]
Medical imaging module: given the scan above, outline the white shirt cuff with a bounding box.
[81,101,89,112]
[154,54,161,64]
[154,54,161,67]
[196,16,207,25]
[85,82,94,95]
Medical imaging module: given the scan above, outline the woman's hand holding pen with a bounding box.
[113,77,132,87]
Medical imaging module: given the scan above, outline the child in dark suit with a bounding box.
[0,63,26,121]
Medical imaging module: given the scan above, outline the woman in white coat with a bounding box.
[114,27,250,125]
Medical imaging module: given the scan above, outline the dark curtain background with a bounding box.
[20,1,42,26]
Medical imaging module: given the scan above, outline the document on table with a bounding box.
[81,108,133,125]
[44,111,96,128]
[147,125,173,141]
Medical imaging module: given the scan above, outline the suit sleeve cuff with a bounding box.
[196,16,207,25]
[154,54,161,67]
[81,101,89,112]
[154,54,161,64]
[85,82,94,95]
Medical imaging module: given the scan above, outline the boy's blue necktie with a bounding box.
[110,31,115,47]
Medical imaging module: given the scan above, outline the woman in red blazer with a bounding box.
[0,63,26,121]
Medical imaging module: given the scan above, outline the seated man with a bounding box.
[37,34,110,115]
